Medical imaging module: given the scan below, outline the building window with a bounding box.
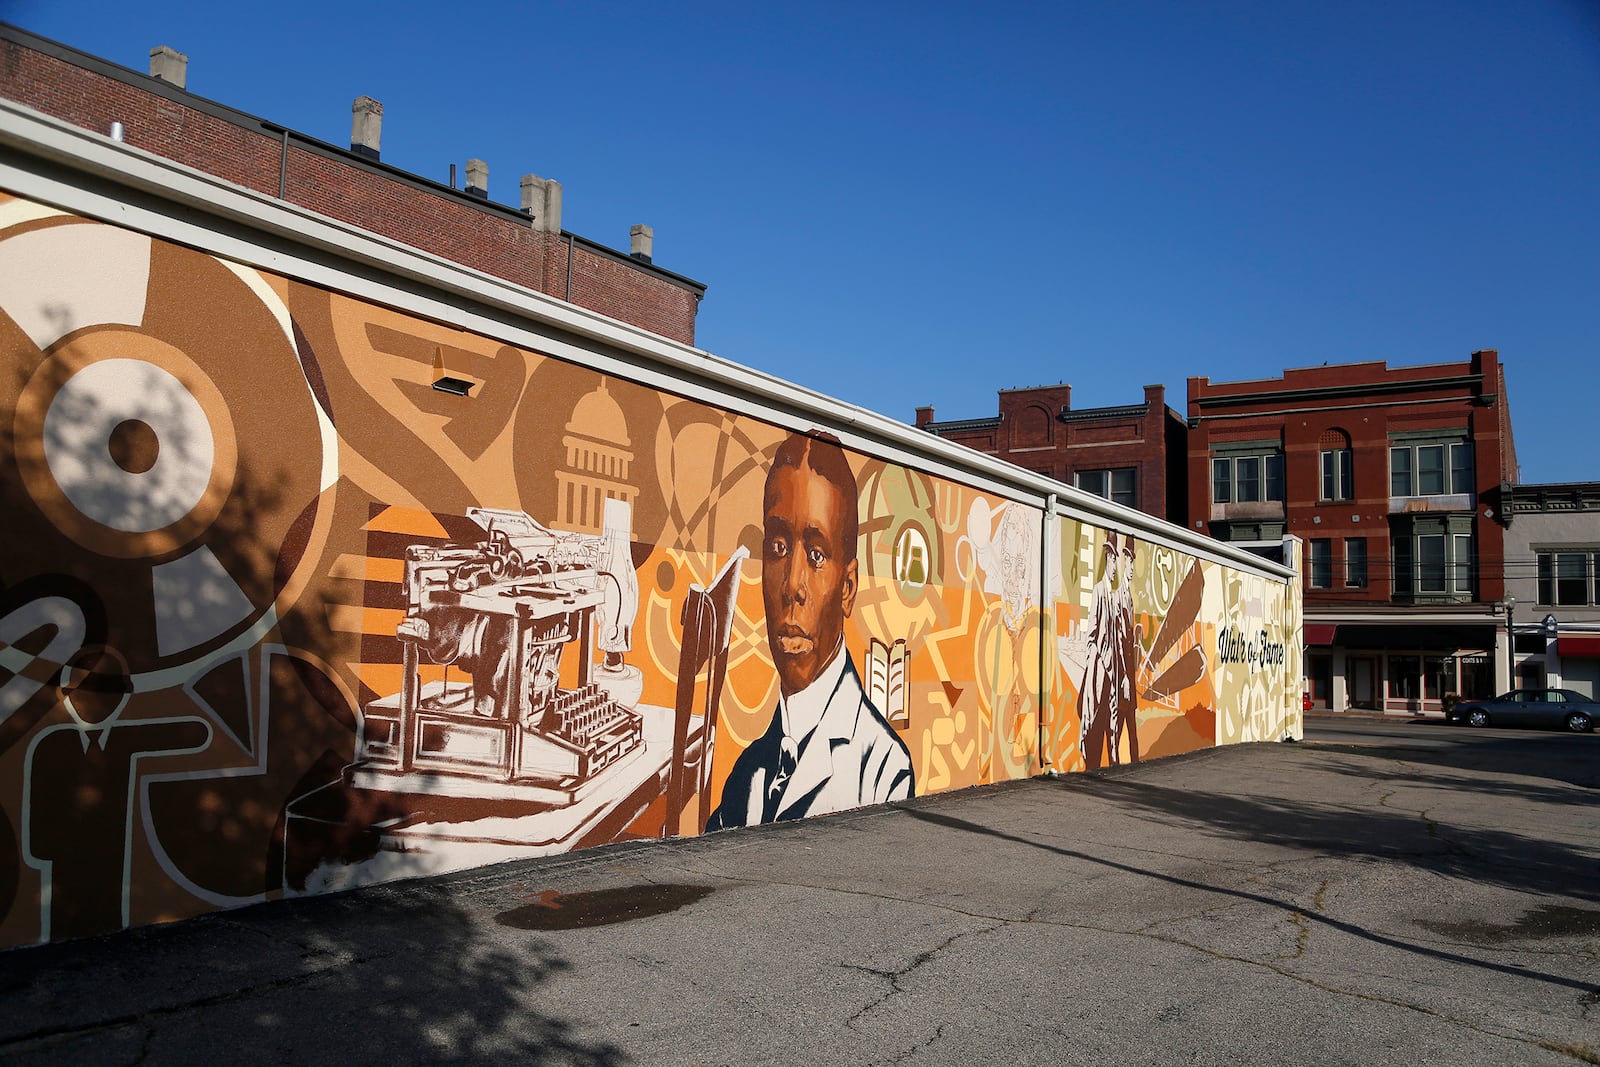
[1266,453,1284,501]
[1212,451,1284,504]
[1392,536,1412,594]
[1453,533,1474,594]
[1418,445,1446,495]
[1391,516,1474,601]
[1320,448,1353,501]
[1212,458,1230,504]
[1418,534,1447,593]
[1390,448,1410,497]
[1390,654,1422,700]
[1459,655,1493,699]
[1345,538,1367,587]
[1390,439,1472,497]
[1306,653,1332,705]
[1537,551,1600,606]
[1424,655,1451,701]
[1237,457,1260,501]
[1077,468,1136,507]
[1309,539,1332,589]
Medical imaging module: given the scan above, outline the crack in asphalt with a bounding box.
[1125,925,1600,1066]
[877,1022,949,1066]
[841,922,1005,1029]
[745,873,1599,1064]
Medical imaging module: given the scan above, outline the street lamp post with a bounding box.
[1502,595,1516,692]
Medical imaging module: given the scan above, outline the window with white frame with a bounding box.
[1076,468,1136,508]
[1321,448,1353,501]
[1319,428,1354,502]
[1212,450,1284,504]
[1390,437,1473,497]
[1391,517,1474,600]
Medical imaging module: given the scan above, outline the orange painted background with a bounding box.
[0,195,1298,946]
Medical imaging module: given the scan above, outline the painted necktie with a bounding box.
[764,736,799,820]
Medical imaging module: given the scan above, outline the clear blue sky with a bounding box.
[10,1,1599,483]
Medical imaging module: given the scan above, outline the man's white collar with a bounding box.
[778,641,847,745]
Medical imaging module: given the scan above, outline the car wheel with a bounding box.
[1466,708,1491,728]
[1565,711,1593,733]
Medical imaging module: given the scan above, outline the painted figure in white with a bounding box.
[708,432,913,827]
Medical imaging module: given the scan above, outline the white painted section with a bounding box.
[0,220,148,349]
[42,357,215,533]
[150,546,257,656]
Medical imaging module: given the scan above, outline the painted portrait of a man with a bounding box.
[707,431,914,828]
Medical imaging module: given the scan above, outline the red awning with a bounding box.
[1557,636,1600,658]
[1304,624,1338,646]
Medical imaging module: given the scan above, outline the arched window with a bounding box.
[1319,428,1353,501]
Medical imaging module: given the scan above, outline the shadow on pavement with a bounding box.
[1310,736,1600,793]
[900,778,1597,996]
[1065,768,1598,902]
[0,884,625,1065]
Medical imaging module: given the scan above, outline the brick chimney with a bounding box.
[520,174,562,233]
[148,46,188,88]
[629,224,653,264]
[351,96,382,160]
[465,158,488,199]
[915,405,935,428]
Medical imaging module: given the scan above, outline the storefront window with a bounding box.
[1424,655,1451,700]
[1459,655,1493,699]
[1307,653,1332,705]
[1389,655,1422,700]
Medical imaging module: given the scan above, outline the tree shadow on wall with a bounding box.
[0,883,624,1064]
[0,269,433,943]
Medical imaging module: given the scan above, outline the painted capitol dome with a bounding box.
[557,380,636,533]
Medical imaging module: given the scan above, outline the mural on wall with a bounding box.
[1212,558,1302,747]
[707,431,913,829]
[0,193,1297,947]
[1049,518,1300,773]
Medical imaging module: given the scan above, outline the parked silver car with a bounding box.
[1446,688,1597,732]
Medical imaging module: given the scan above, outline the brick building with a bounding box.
[1188,350,1519,713]
[0,23,705,344]
[914,383,1186,520]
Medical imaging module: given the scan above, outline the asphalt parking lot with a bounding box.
[1,717,1595,1066]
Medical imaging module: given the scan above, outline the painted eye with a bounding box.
[807,547,826,568]
[767,537,788,559]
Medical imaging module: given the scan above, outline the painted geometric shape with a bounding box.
[362,505,450,538]
[41,357,216,533]
[0,212,336,680]
[0,596,87,726]
[0,222,149,349]
[151,547,256,657]
[12,330,239,561]
[185,652,254,755]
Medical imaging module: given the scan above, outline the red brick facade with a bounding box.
[0,27,703,345]
[915,383,1186,520]
[1187,350,1515,606]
